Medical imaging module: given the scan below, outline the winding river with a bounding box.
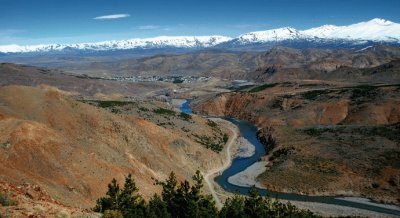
[180,100,400,216]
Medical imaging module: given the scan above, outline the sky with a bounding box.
[1,0,400,45]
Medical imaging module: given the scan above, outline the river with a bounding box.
[180,100,400,216]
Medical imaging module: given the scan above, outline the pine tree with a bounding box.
[147,194,171,218]
[219,194,246,218]
[94,171,318,218]
[244,186,268,218]
[119,174,146,217]
[94,178,120,212]
[156,170,217,218]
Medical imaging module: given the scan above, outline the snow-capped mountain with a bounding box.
[0,36,232,53]
[1,18,399,54]
[234,27,305,44]
[220,18,400,49]
[302,18,400,42]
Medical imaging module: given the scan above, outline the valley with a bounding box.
[1,15,400,218]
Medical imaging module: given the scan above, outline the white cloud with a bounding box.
[94,14,130,20]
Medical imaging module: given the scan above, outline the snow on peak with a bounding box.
[0,18,399,53]
[0,35,232,53]
[301,18,400,41]
[301,25,340,38]
[367,18,394,25]
[236,27,302,44]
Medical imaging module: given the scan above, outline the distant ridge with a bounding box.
[1,18,399,54]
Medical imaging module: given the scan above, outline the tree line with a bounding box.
[94,171,319,218]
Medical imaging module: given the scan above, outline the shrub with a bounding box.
[249,83,278,92]
[94,101,135,108]
[179,112,192,121]
[153,108,176,116]
[0,192,17,206]
[301,90,331,100]
[303,127,325,136]
[223,133,229,144]
[138,107,149,112]
[350,85,378,101]
[207,120,218,128]
[172,78,184,83]
[102,210,123,218]
[193,134,224,153]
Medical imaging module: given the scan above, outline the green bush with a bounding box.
[303,127,326,136]
[139,107,149,112]
[172,78,184,83]
[193,134,224,153]
[153,108,176,116]
[229,85,255,92]
[249,83,278,92]
[301,90,331,100]
[223,133,229,144]
[179,112,192,121]
[95,101,136,108]
[0,192,17,206]
[350,85,378,100]
[207,120,218,128]
[102,210,123,218]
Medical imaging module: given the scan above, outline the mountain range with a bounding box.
[1,18,400,54]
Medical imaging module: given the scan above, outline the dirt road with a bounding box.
[203,118,238,208]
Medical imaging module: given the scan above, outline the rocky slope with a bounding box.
[0,181,99,217]
[0,85,228,210]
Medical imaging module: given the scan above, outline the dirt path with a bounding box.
[203,118,238,209]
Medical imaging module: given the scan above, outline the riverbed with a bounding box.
[179,101,400,216]
[215,118,400,216]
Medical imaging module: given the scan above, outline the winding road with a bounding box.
[203,118,238,208]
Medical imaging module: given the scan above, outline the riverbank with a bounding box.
[203,118,239,208]
[234,137,255,158]
[227,161,267,187]
[212,118,400,217]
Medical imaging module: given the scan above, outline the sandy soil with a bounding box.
[227,161,268,187]
[288,200,400,218]
[234,137,255,158]
[336,197,400,211]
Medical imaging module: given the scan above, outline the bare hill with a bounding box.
[0,85,227,209]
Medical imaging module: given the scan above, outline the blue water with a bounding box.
[179,104,400,216]
[180,99,192,114]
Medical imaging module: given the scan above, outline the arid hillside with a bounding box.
[0,63,170,97]
[0,85,229,211]
[194,80,400,204]
[2,46,400,81]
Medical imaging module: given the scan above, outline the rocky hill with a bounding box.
[0,85,229,211]
[193,77,400,204]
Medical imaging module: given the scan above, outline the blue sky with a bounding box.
[1,0,399,45]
